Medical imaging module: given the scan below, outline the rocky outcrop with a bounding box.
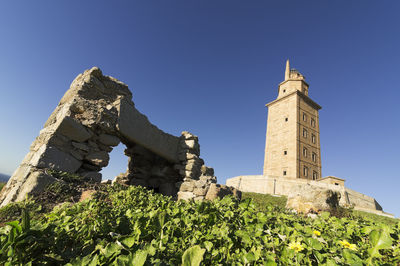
[205,183,242,201]
[0,67,232,206]
[286,188,341,213]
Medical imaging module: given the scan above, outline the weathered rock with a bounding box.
[85,151,109,167]
[179,181,194,192]
[116,97,180,162]
[286,188,342,213]
[0,67,218,206]
[14,171,57,203]
[30,145,82,173]
[205,184,242,201]
[177,191,195,200]
[82,163,101,171]
[71,142,90,152]
[201,165,214,176]
[194,179,207,188]
[69,150,84,161]
[193,187,208,196]
[56,116,93,142]
[98,134,120,146]
[113,173,130,186]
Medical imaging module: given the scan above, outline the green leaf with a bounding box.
[309,238,323,251]
[6,221,22,234]
[132,249,147,266]
[343,249,362,265]
[182,245,206,266]
[102,243,121,258]
[121,236,136,248]
[21,208,30,232]
[244,251,256,263]
[367,227,393,263]
[203,241,213,252]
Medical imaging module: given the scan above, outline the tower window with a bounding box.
[284,150,287,155]
[311,118,315,127]
[303,113,307,121]
[303,128,308,138]
[303,147,308,157]
[312,134,316,144]
[312,152,316,162]
[313,171,318,180]
[303,166,308,177]
[283,171,287,176]
[285,117,288,122]
[283,89,286,93]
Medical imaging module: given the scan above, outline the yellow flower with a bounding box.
[288,241,304,252]
[339,240,357,250]
[313,230,321,236]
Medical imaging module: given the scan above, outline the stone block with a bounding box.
[201,165,214,176]
[72,142,90,152]
[181,131,198,141]
[15,171,57,202]
[193,187,208,196]
[116,98,180,163]
[56,116,93,142]
[205,184,242,201]
[70,150,84,161]
[194,179,207,188]
[30,145,82,173]
[98,134,120,146]
[177,191,195,200]
[82,163,102,171]
[85,151,109,167]
[98,143,113,152]
[178,152,198,161]
[179,181,194,192]
[199,175,216,183]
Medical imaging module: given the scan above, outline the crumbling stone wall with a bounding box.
[0,67,220,206]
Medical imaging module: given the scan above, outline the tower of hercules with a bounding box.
[263,60,322,180]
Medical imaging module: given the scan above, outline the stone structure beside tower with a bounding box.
[263,60,322,180]
[227,61,393,217]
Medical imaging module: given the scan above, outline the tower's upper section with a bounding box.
[277,60,309,99]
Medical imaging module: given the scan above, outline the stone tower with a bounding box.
[263,60,322,180]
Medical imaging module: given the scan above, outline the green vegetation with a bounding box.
[242,192,287,211]
[0,185,399,265]
[353,209,398,226]
[0,182,5,192]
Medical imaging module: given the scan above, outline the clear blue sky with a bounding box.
[0,1,399,217]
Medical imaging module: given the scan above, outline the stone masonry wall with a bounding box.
[226,175,391,217]
[0,67,221,206]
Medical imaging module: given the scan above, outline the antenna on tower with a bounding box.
[285,59,290,81]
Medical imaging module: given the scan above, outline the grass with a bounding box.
[352,209,398,225]
[242,191,399,225]
[241,192,287,211]
[0,182,5,192]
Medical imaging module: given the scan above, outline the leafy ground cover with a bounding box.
[0,182,5,192]
[0,185,399,265]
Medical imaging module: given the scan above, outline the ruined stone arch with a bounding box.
[0,67,222,206]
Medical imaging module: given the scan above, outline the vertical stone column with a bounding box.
[176,131,217,200]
